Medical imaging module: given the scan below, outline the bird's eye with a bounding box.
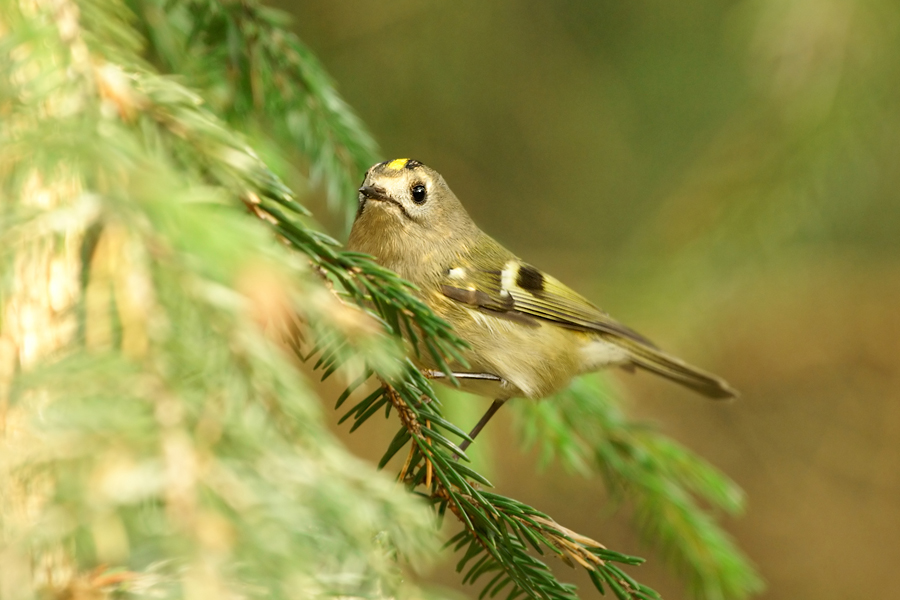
[411,184,427,204]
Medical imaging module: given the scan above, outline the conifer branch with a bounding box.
[1,0,431,598]
[135,0,378,221]
[516,375,765,599]
[329,367,662,600]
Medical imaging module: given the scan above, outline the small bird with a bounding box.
[348,158,737,451]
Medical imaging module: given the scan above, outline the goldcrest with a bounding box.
[348,158,737,447]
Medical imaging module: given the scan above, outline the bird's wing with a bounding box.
[439,260,656,347]
[440,259,739,399]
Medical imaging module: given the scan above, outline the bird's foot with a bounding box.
[422,369,504,382]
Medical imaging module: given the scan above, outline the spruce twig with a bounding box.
[516,375,765,599]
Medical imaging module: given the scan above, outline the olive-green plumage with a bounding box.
[348,159,737,418]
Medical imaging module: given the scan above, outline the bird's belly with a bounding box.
[441,374,518,401]
[417,309,593,400]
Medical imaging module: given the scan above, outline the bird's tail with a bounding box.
[614,337,738,399]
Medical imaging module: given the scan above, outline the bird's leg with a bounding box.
[456,399,505,455]
[421,370,506,459]
[422,370,503,383]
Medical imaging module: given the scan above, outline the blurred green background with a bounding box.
[275,1,900,598]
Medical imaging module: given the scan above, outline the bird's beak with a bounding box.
[358,185,390,202]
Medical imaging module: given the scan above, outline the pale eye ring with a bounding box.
[411,184,427,204]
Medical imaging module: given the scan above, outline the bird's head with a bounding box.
[349,159,480,271]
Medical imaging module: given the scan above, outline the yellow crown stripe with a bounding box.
[386,158,410,170]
